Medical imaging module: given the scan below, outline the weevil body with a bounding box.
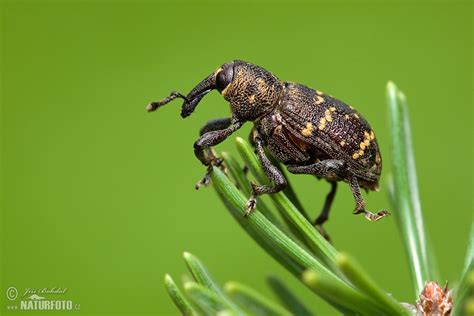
[148,60,389,236]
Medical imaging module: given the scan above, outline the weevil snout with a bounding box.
[181,61,236,117]
[147,60,282,121]
[180,71,217,118]
[148,62,237,117]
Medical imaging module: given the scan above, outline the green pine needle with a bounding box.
[235,137,339,267]
[183,252,243,314]
[214,186,305,276]
[302,269,381,315]
[266,276,313,316]
[387,81,437,296]
[224,281,292,316]
[212,166,391,314]
[453,219,474,316]
[336,253,409,315]
[164,274,199,316]
[211,166,335,277]
[184,282,236,315]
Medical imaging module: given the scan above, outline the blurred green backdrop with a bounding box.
[1,1,472,315]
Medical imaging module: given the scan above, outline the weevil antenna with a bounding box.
[147,91,188,112]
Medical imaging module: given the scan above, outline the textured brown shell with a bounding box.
[278,82,382,188]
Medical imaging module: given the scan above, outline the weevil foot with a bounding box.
[195,169,211,190]
[361,209,391,221]
[195,157,225,190]
[212,156,224,168]
[244,197,257,217]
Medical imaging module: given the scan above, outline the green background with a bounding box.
[1,1,472,315]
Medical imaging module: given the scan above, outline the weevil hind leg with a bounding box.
[349,175,390,221]
[313,181,337,241]
[315,181,337,225]
[287,160,345,240]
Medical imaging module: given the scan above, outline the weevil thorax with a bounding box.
[217,60,283,121]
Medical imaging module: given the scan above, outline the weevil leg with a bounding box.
[194,119,243,189]
[245,136,287,216]
[147,91,188,112]
[198,118,232,182]
[199,118,232,136]
[312,181,337,241]
[287,159,346,179]
[287,160,345,240]
[349,175,390,221]
[248,127,257,148]
[195,118,232,188]
[242,127,255,175]
[194,119,241,165]
[316,181,337,225]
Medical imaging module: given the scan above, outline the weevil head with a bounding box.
[180,60,283,121]
[216,60,283,121]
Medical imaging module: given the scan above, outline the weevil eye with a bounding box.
[215,65,234,93]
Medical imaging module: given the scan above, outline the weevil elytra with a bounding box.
[148,60,389,236]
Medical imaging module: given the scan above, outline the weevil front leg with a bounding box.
[195,117,239,165]
[245,136,287,216]
[199,118,232,136]
[198,118,232,177]
[349,175,390,221]
[194,118,242,189]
